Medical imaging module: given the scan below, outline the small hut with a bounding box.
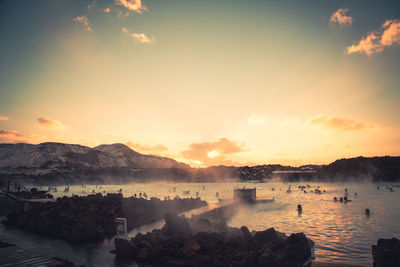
[234,188,256,202]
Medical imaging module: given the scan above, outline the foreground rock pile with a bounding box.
[113,213,314,267]
[372,237,400,267]
[2,193,206,243]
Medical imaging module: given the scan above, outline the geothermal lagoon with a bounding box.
[1,181,399,266]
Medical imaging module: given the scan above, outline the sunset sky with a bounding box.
[1,0,400,167]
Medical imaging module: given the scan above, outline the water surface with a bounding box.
[2,181,400,266]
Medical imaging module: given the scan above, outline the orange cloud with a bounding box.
[122,27,155,44]
[104,7,111,13]
[126,141,168,155]
[37,117,66,130]
[0,130,28,143]
[87,1,96,10]
[381,19,400,46]
[0,115,8,121]
[347,19,400,55]
[180,138,244,166]
[0,130,46,144]
[116,0,147,14]
[330,8,353,27]
[73,15,92,32]
[309,114,376,131]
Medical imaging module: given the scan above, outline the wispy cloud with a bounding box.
[73,15,92,32]
[309,114,376,131]
[0,115,8,121]
[347,19,400,55]
[0,130,45,144]
[122,27,155,44]
[330,8,353,27]
[0,130,27,143]
[126,141,168,155]
[116,0,147,14]
[87,1,96,10]
[180,138,244,166]
[37,117,66,130]
[248,114,268,126]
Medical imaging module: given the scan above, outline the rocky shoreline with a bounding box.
[113,212,315,267]
[2,193,207,243]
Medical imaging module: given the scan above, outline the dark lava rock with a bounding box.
[114,213,314,267]
[251,227,287,250]
[241,226,252,240]
[258,253,281,266]
[114,237,137,258]
[280,232,313,267]
[2,194,206,243]
[0,239,15,248]
[372,238,400,267]
[163,212,192,237]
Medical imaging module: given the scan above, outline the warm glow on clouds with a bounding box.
[0,130,46,144]
[330,8,353,27]
[37,117,66,130]
[122,27,155,43]
[0,130,26,143]
[180,138,244,166]
[248,114,268,126]
[73,15,92,32]
[126,141,168,155]
[116,0,147,14]
[381,20,400,46]
[309,114,376,131]
[1,0,399,167]
[87,1,96,10]
[347,19,400,55]
[207,150,219,158]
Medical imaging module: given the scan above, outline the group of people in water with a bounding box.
[297,187,372,216]
[377,185,395,192]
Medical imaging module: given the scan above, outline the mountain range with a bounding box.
[0,142,399,184]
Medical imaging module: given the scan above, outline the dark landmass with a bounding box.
[2,193,206,243]
[113,212,314,267]
[0,142,399,184]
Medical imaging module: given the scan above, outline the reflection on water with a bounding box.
[2,182,399,266]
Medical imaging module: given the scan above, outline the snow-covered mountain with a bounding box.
[0,142,190,183]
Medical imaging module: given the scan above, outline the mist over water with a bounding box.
[4,181,400,266]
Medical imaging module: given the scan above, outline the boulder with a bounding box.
[251,228,286,250]
[114,237,137,258]
[258,253,281,266]
[281,233,312,267]
[162,213,192,237]
[372,238,400,267]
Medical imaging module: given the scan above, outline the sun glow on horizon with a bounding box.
[207,150,219,159]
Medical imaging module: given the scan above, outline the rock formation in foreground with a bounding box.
[372,237,400,267]
[113,212,314,267]
[2,193,206,243]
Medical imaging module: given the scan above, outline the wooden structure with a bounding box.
[234,188,256,202]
